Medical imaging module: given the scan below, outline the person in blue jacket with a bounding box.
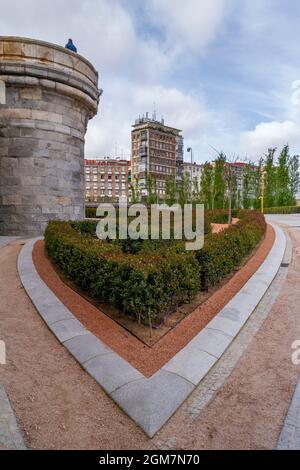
[65,38,77,53]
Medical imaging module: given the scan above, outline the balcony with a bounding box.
[138,147,148,156]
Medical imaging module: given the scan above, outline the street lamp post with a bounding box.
[187,147,193,203]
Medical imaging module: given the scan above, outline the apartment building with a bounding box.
[84,157,131,202]
[131,113,184,199]
[230,162,246,193]
[183,161,203,192]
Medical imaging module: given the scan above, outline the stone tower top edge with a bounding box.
[0,36,98,77]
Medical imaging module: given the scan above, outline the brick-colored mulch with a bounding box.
[33,225,275,377]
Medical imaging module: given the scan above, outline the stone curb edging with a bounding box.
[0,385,26,450]
[17,224,286,438]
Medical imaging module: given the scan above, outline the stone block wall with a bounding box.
[0,37,100,235]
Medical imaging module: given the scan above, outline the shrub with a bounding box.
[85,206,212,235]
[85,207,97,218]
[263,206,300,214]
[196,210,266,289]
[44,210,265,326]
[45,221,200,325]
[206,209,238,224]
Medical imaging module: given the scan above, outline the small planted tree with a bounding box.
[264,148,277,208]
[222,156,235,224]
[179,174,190,207]
[288,154,300,203]
[129,180,140,204]
[200,161,214,209]
[146,176,158,205]
[192,177,202,204]
[165,176,177,206]
[276,145,294,206]
[213,154,226,209]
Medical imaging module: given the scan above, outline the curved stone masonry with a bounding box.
[0,37,100,236]
[17,224,286,437]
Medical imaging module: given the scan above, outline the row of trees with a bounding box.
[168,145,299,211]
[129,145,299,216]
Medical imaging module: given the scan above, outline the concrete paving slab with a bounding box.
[188,327,232,358]
[163,348,216,385]
[49,318,87,343]
[111,370,194,438]
[207,315,242,338]
[277,374,300,449]
[38,304,73,325]
[0,385,26,449]
[64,332,112,364]
[84,353,144,394]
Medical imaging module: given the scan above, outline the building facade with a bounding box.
[230,162,246,193]
[183,162,203,193]
[131,114,184,199]
[84,158,131,203]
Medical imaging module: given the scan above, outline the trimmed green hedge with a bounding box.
[196,210,266,289]
[263,206,300,214]
[45,221,199,324]
[45,210,266,325]
[85,207,98,218]
[206,209,238,224]
[85,206,212,236]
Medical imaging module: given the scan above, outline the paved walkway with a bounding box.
[265,214,300,450]
[0,216,300,449]
[0,237,26,449]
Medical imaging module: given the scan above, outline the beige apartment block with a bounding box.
[84,158,131,203]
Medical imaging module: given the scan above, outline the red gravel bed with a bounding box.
[33,225,275,377]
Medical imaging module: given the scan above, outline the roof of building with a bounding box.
[132,114,182,135]
[84,158,130,165]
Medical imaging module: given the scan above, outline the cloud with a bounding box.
[0,0,170,81]
[2,0,300,164]
[240,120,300,159]
[146,0,228,55]
[85,81,216,159]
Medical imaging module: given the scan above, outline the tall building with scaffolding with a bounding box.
[131,113,184,199]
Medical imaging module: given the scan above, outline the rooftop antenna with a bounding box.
[152,102,156,121]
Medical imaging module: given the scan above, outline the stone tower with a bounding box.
[0,37,100,235]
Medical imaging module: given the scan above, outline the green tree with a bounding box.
[200,162,214,209]
[146,176,158,205]
[192,177,202,204]
[276,145,294,206]
[264,148,277,208]
[288,154,300,204]
[231,173,238,209]
[165,176,177,206]
[178,174,190,207]
[252,159,263,209]
[242,160,262,209]
[129,181,140,204]
[242,162,253,209]
[213,154,226,209]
